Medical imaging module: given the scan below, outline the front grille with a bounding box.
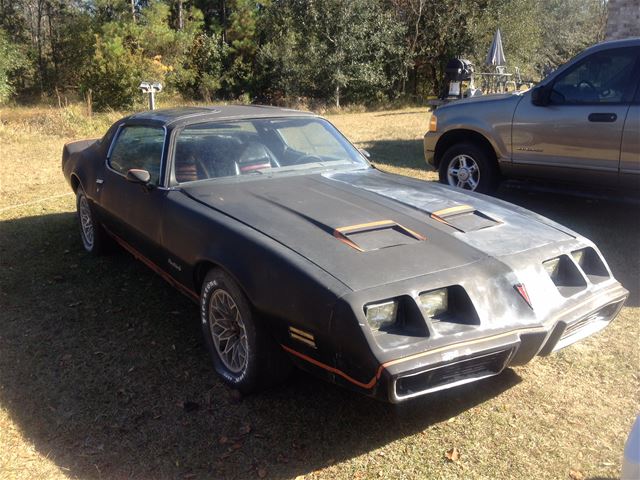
[562,315,596,339]
[561,300,624,340]
[395,349,512,398]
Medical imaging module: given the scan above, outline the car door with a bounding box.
[512,46,639,187]
[619,82,640,190]
[97,123,169,266]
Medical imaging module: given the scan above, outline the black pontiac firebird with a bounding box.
[62,106,628,403]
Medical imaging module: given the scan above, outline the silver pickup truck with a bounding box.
[424,38,640,194]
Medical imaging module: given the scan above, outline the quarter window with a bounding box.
[109,126,165,184]
[550,48,638,105]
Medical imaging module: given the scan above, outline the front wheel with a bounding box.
[439,143,499,193]
[200,269,291,393]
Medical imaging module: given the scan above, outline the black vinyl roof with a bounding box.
[127,105,317,127]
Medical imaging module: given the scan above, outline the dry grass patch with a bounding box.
[0,104,638,480]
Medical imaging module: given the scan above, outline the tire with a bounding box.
[439,142,499,194]
[76,188,109,255]
[200,269,291,393]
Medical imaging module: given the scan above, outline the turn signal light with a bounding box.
[428,114,438,132]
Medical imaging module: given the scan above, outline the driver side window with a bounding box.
[550,48,638,105]
[109,126,165,184]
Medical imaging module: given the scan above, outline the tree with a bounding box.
[173,32,226,101]
[259,0,406,107]
[534,0,607,76]
[0,29,27,103]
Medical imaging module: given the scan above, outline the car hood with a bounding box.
[181,169,576,291]
[446,92,520,105]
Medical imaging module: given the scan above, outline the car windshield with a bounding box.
[173,117,369,183]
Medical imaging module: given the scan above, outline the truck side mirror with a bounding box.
[531,85,550,106]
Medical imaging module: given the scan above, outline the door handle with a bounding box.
[96,178,104,184]
[588,113,617,122]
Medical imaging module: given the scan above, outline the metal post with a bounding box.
[139,82,162,111]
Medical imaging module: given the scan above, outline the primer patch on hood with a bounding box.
[324,170,574,256]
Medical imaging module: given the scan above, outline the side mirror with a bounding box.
[359,148,371,159]
[126,168,151,184]
[531,85,550,106]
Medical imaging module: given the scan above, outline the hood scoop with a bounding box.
[333,220,426,252]
[430,205,502,233]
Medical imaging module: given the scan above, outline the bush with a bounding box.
[0,29,27,104]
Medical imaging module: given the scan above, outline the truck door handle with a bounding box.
[588,113,617,122]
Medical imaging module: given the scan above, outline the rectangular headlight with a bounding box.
[419,288,448,318]
[543,257,561,281]
[365,300,398,331]
[571,249,585,266]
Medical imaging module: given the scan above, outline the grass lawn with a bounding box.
[0,104,638,480]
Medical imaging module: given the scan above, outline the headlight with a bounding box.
[428,114,438,132]
[571,249,585,265]
[365,300,398,331]
[419,288,448,318]
[543,257,561,280]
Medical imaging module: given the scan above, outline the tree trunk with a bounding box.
[221,0,226,43]
[335,85,340,109]
[130,0,136,23]
[177,0,184,30]
[36,0,45,94]
[47,2,59,92]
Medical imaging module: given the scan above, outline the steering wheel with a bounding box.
[577,80,596,92]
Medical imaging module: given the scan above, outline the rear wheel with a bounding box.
[200,269,291,393]
[76,188,109,255]
[439,143,499,193]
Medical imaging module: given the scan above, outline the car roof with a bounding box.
[127,105,318,127]
[588,37,640,53]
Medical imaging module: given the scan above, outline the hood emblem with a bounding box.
[514,283,533,309]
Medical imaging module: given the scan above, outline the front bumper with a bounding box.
[374,284,627,402]
[423,131,439,167]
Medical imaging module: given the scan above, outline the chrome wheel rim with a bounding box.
[208,290,248,374]
[446,154,480,190]
[78,194,94,249]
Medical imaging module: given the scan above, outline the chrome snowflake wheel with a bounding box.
[78,193,95,250]
[208,289,249,374]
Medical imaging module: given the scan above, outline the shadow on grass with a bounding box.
[365,139,426,170]
[0,212,520,479]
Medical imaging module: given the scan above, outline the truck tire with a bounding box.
[439,143,499,193]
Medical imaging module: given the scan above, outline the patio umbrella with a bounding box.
[486,28,506,66]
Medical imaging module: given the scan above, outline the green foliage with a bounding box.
[258,0,406,106]
[173,33,227,101]
[535,0,607,76]
[222,0,265,97]
[0,29,27,103]
[82,33,146,110]
[0,0,615,106]
[464,0,542,79]
[83,1,205,110]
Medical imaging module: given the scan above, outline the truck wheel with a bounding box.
[200,269,291,394]
[439,143,499,193]
[76,188,109,255]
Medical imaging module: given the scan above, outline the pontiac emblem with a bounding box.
[514,283,533,309]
